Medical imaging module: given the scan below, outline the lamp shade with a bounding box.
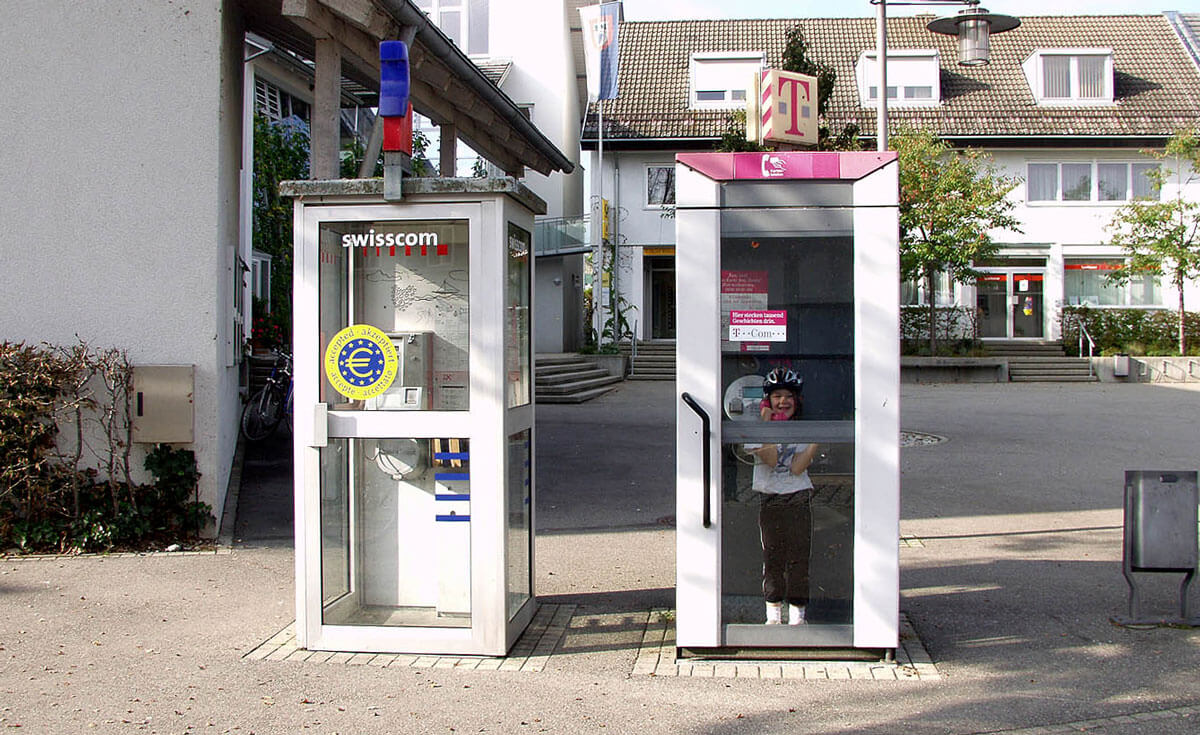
[927,8,1020,67]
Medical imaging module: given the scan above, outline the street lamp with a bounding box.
[871,0,1019,151]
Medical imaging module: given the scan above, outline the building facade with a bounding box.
[582,13,1200,346]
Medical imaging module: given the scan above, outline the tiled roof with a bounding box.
[584,14,1200,145]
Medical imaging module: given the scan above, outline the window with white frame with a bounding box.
[689,52,764,110]
[901,272,954,306]
[856,50,941,107]
[1064,259,1161,307]
[1026,162,1160,203]
[254,78,309,123]
[415,0,489,55]
[646,165,675,207]
[1023,49,1114,105]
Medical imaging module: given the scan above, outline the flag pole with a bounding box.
[596,98,605,349]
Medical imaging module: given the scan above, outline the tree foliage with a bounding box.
[895,128,1021,352]
[252,115,309,339]
[1105,129,1200,355]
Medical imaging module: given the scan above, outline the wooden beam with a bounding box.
[311,38,342,179]
[282,0,380,83]
[320,0,397,39]
[439,123,457,177]
[410,78,530,175]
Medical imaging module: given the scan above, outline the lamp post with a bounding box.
[871,0,1019,151]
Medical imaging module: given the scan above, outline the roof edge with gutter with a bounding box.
[380,0,574,175]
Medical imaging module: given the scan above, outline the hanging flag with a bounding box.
[579,2,621,101]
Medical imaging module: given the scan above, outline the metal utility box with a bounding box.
[1127,471,1198,570]
[131,365,194,443]
[1117,470,1200,626]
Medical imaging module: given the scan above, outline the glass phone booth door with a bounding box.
[674,152,899,654]
[291,192,536,657]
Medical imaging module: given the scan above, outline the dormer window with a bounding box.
[689,52,765,110]
[1024,49,1114,105]
[855,50,941,107]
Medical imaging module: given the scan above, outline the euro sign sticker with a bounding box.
[324,324,399,401]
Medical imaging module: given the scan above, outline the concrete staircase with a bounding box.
[619,340,676,381]
[984,341,1096,382]
[535,354,623,403]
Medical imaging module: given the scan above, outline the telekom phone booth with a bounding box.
[287,178,539,656]
[675,151,900,655]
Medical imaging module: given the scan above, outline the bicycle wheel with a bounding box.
[241,386,284,441]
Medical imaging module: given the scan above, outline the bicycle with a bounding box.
[241,350,293,441]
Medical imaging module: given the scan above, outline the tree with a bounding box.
[895,128,1021,354]
[252,114,309,341]
[715,25,858,153]
[1105,129,1200,355]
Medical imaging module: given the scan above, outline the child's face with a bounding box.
[768,389,797,418]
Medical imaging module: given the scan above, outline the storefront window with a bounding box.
[1065,259,1161,307]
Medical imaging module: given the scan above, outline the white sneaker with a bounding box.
[765,602,783,624]
[788,604,806,625]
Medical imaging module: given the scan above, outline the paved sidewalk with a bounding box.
[2,381,1200,734]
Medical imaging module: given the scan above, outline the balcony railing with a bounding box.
[534,215,590,257]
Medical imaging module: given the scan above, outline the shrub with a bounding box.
[1060,307,1200,357]
[0,341,212,553]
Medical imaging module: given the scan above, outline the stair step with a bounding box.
[535,354,591,367]
[535,362,593,377]
[1011,375,1097,382]
[535,374,623,395]
[628,373,676,381]
[536,368,611,386]
[537,385,619,403]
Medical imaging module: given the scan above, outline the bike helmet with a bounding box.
[762,368,803,397]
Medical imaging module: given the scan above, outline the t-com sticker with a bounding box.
[324,324,399,400]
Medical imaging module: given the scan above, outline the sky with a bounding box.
[620,0,1200,21]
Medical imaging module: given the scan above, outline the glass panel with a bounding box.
[976,275,1008,338]
[1042,56,1070,98]
[322,437,472,628]
[1061,164,1092,201]
[1027,164,1058,201]
[319,220,469,411]
[1065,261,1124,306]
[468,0,489,55]
[647,166,675,206]
[321,439,350,606]
[506,430,532,620]
[506,223,531,408]
[696,90,726,102]
[718,187,855,632]
[1011,274,1043,338]
[1129,274,1161,306]
[1098,163,1128,201]
[1078,56,1106,99]
[1132,163,1160,201]
[904,86,932,99]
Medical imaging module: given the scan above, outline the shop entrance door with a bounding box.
[673,152,899,653]
[649,257,676,339]
[292,195,536,656]
[976,271,1045,339]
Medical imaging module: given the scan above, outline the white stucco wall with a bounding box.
[0,1,245,531]
[491,0,583,219]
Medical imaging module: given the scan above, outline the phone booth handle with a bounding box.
[680,392,712,529]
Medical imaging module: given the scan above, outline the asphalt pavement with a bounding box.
[3,380,1200,733]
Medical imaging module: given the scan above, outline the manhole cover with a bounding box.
[901,431,946,447]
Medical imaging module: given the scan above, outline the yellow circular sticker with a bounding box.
[324,324,399,400]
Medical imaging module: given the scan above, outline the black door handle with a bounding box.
[680,392,712,529]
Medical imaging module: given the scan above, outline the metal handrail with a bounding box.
[1076,318,1096,378]
[629,319,639,376]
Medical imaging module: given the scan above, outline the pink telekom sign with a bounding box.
[676,151,897,181]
